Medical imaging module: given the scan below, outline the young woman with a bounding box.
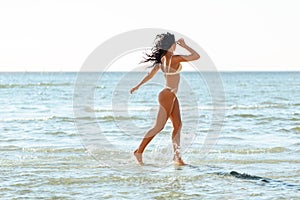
[130,32,200,166]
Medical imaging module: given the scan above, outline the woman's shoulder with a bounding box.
[172,55,182,60]
[172,55,183,64]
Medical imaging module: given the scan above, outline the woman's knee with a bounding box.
[152,124,165,133]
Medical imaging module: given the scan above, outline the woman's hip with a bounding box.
[158,88,177,104]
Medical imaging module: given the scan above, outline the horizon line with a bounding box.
[0,70,300,73]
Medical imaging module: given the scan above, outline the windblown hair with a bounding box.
[142,32,175,67]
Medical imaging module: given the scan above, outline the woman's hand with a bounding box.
[130,86,139,94]
[176,38,187,48]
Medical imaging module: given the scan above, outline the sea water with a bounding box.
[0,72,299,199]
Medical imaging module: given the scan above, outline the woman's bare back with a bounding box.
[161,55,182,93]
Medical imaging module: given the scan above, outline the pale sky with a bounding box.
[0,0,300,72]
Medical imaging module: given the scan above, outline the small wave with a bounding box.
[277,127,300,133]
[229,104,285,110]
[0,116,75,123]
[240,114,258,118]
[220,136,244,141]
[0,83,72,89]
[96,85,106,89]
[1,145,22,151]
[98,115,144,121]
[256,116,297,124]
[198,106,227,110]
[92,106,156,112]
[228,113,259,118]
[290,118,299,121]
[291,127,300,133]
[45,131,76,136]
[292,112,300,116]
[0,116,55,122]
[277,128,292,133]
[197,104,288,110]
[56,117,75,122]
[218,147,289,154]
[22,147,83,153]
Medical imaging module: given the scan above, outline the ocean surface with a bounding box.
[0,72,300,199]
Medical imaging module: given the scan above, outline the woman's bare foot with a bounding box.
[173,149,186,166]
[134,149,144,166]
[173,156,186,166]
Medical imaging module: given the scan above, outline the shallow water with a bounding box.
[0,72,300,199]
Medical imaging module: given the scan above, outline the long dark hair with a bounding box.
[142,32,175,67]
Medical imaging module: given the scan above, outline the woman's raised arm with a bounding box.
[175,38,200,62]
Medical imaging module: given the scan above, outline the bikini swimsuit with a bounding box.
[163,55,182,93]
[164,63,182,76]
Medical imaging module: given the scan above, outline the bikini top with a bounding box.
[163,55,182,76]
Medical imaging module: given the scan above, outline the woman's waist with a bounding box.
[164,83,179,90]
[163,86,178,93]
